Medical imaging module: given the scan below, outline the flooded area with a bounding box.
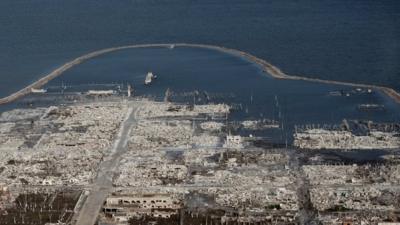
[0,46,399,224]
[13,46,398,143]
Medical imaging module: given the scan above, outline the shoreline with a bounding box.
[0,43,399,105]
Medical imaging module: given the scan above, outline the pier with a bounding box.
[0,43,399,105]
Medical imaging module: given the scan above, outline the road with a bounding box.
[286,148,318,225]
[75,102,139,225]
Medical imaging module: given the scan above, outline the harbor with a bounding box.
[0,45,399,225]
[1,44,400,106]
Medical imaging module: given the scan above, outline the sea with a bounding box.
[8,46,400,147]
[0,0,400,162]
[0,0,399,98]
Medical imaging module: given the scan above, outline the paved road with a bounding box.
[75,103,138,225]
[286,148,318,225]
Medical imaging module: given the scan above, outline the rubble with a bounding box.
[199,121,224,131]
[0,108,47,122]
[310,186,400,211]
[0,98,399,224]
[106,100,298,224]
[304,164,400,223]
[303,164,400,186]
[294,121,400,150]
[0,189,82,224]
[294,129,400,150]
[135,101,230,119]
[241,119,280,130]
[0,102,128,186]
[223,135,244,148]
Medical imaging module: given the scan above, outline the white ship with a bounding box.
[31,88,47,93]
[87,90,115,95]
[145,72,157,85]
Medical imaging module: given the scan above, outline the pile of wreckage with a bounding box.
[303,164,400,223]
[294,129,400,150]
[0,103,128,186]
[104,101,299,224]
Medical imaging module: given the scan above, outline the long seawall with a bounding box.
[0,43,399,105]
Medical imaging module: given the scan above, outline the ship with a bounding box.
[144,72,157,85]
[31,88,47,93]
[357,104,385,111]
[87,90,115,96]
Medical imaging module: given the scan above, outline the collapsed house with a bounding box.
[0,103,128,186]
[294,129,400,150]
[294,121,400,150]
[103,100,299,224]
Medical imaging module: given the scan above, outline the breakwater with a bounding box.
[0,43,399,105]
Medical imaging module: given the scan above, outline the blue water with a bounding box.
[0,0,399,97]
[40,46,400,142]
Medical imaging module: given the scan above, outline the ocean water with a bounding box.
[37,46,400,142]
[0,0,399,98]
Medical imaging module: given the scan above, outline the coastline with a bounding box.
[0,43,399,105]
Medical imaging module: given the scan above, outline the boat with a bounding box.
[357,104,385,111]
[145,72,157,85]
[86,90,115,95]
[31,88,47,93]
